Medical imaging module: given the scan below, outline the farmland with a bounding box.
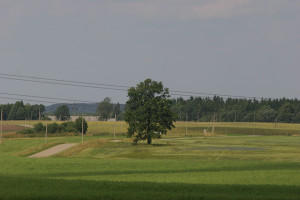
[0,121,300,199]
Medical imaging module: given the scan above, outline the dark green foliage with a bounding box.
[0,102,44,120]
[172,97,300,123]
[60,121,77,133]
[47,123,60,133]
[96,97,113,121]
[18,120,88,135]
[8,101,26,120]
[54,105,70,121]
[33,122,45,132]
[17,128,35,134]
[255,106,277,122]
[113,103,121,117]
[124,79,177,144]
[74,117,88,134]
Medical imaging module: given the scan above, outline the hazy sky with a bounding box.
[0,0,300,105]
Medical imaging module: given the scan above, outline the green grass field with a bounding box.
[3,120,300,137]
[0,122,300,199]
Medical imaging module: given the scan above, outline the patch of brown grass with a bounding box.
[16,141,65,157]
[58,139,108,157]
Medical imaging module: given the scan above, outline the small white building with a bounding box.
[47,116,99,122]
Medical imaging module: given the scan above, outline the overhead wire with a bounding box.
[0,73,270,100]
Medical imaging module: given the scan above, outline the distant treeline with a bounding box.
[172,97,300,123]
[2,96,300,123]
[0,101,45,120]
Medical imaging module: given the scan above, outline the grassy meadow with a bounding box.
[0,121,300,199]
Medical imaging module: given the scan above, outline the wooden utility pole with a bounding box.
[185,114,188,136]
[45,119,48,143]
[113,114,116,139]
[81,115,84,142]
[212,113,215,135]
[274,117,278,127]
[234,111,237,122]
[0,109,2,145]
[252,113,255,136]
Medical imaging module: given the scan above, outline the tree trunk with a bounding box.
[147,136,152,144]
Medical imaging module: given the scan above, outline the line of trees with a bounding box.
[96,97,122,120]
[172,97,300,123]
[18,117,88,134]
[2,96,300,123]
[0,101,45,120]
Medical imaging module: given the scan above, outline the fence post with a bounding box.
[0,109,2,145]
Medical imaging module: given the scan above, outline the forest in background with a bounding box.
[1,96,300,123]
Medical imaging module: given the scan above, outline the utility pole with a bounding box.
[185,114,188,136]
[113,114,116,139]
[234,111,237,122]
[45,119,48,143]
[0,109,2,145]
[81,115,84,142]
[274,117,278,127]
[252,113,255,136]
[212,113,215,135]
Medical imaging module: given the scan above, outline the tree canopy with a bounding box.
[124,79,177,144]
[55,105,70,121]
[96,97,113,121]
[74,116,88,134]
[0,101,44,120]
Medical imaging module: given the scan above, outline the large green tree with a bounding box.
[55,105,70,121]
[124,79,177,144]
[96,97,113,121]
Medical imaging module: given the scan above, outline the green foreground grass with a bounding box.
[0,122,300,199]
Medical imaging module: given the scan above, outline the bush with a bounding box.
[34,122,45,132]
[18,128,35,134]
[74,117,88,134]
[60,121,77,133]
[47,123,60,133]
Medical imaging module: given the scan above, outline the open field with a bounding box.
[2,120,300,137]
[0,124,300,199]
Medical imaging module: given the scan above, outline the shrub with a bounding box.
[18,128,35,134]
[74,117,88,134]
[60,121,77,133]
[47,123,60,133]
[34,122,45,132]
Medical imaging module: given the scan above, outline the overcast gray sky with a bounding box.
[0,0,299,105]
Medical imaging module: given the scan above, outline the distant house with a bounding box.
[47,116,98,121]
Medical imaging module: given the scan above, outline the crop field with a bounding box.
[2,120,300,137]
[0,122,300,199]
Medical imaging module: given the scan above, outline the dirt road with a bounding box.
[29,143,77,158]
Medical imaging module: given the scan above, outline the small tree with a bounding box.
[96,97,113,121]
[124,79,177,144]
[55,105,71,121]
[74,117,88,134]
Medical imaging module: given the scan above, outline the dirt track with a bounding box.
[29,143,77,158]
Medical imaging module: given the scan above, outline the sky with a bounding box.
[0,0,300,105]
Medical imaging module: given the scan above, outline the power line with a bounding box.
[0,76,128,92]
[0,96,99,109]
[0,92,97,104]
[0,96,62,105]
[0,73,129,89]
[0,73,270,100]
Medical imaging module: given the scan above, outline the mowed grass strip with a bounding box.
[0,124,300,199]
